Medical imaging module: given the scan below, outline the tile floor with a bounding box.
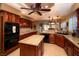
[43,43,67,56]
[8,43,67,56]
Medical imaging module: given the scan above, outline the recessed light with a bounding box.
[53,16,58,19]
[22,11,26,14]
[45,5,48,8]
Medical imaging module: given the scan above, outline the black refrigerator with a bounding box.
[4,22,19,51]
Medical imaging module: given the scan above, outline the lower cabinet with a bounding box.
[37,41,44,56]
[49,34,65,48]
[55,34,65,48]
[20,40,44,56]
[74,46,79,56]
[64,39,74,56]
[49,34,79,56]
[49,34,55,44]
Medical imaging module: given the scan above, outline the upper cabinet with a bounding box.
[17,18,32,28]
[0,10,20,23]
[0,10,32,28]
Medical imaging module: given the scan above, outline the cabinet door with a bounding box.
[37,45,42,56]
[67,45,74,56]
[74,47,79,56]
[11,14,16,22]
[8,13,12,22]
[37,41,43,56]
[65,39,74,56]
[55,34,65,48]
[15,16,20,24]
[3,12,9,22]
[49,34,55,44]
[59,35,65,48]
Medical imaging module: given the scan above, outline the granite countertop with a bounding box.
[64,35,79,48]
[40,30,56,34]
[19,35,44,46]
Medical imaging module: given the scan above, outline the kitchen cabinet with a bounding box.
[0,10,20,23]
[0,10,33,56]
[20,40,43,56]
[74,46,79,56]
[55,34,65,48]
[0,10,32,28]
[49,34,55,44]
[17,18,32,28]
[0,10,20,55]
[48,34,65,48]
[64,38,74,56]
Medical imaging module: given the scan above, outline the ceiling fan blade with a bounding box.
[40,9,51,11]
[36,11,42,16]
[28,11,34,15]
[35,3,41,9]
[21,7,32,10]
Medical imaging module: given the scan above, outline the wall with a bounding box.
[0,3,1,8]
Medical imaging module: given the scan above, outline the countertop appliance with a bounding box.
[4,22,19,51]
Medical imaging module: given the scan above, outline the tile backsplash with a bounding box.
[20,28,36,35]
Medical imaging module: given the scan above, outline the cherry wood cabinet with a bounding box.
[49,34,55,44]
[20,40,44,56]
[64,36,79,56]
[48,34,65,48]
[0,10,32,28]
[48,33,79,56]
[16,18,32,28]
[74,46,79,56]
[54,34,65,48]
[0,10,20,23]
[0,10,33,56]
[64,38,74,56]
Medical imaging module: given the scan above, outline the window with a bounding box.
[69,16,77,32]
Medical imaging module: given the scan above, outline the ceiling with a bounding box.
[6,3,78,21]
[25,3,54,9]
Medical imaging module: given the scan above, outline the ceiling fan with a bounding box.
[21,3,51,16]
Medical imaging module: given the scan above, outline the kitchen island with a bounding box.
[19,35,44,56]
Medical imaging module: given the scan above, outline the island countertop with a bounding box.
[19,35,44,46]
